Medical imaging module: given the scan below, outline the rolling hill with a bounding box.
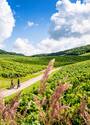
[33,44,90,56]
[0,49,24,56]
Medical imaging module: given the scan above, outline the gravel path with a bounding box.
[1,68,59,97]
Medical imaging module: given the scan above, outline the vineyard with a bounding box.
[0,56,45,78]
[3,59,90,125]
[0,54,90,78]
[16,60,90,125]
[0,53,90,89]
[0,45,90,125]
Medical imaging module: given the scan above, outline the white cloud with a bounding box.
[27,21,38,28]
[13,35,90,56]
[28,21,34,27]
[38,36,90,52]
[50,0,90,40]
[13,38,60,55]
[86,0,90,3]
[13,0,90,55]
[0,0,15,48]
[13,38,40,56]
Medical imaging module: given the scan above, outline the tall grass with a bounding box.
[0,92,21,125]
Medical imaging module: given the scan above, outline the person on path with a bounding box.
[10,79,14,89]
[17,78,20,89]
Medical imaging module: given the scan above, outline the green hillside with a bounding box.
[0,53,90,79]
[0,49,24,56]
[34,44,90,56]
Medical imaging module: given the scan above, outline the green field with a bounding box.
[6,60,87,125]
[0,45,90,125]
[5,59,90,124]
[0,54,90,77]
[0,55,46,89]
[0,50,89,89]
[0,53,90,89]
[12,59,89,125]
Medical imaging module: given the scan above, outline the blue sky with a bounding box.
[7,0,58,45]
[6,0,78,49]
[1,0,89,55]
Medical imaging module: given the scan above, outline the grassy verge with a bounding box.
[0,71,42,89]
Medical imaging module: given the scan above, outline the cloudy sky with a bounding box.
[0,0,90,55]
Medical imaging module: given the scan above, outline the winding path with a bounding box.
[1,68,60,97]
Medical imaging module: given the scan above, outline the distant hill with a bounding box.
[0,44,90,57]
[33,44,90,56]
[49,44,90,56]
[0,49,24,56]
